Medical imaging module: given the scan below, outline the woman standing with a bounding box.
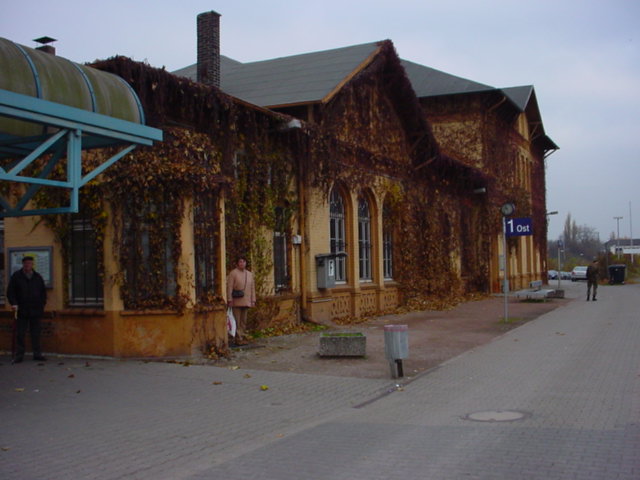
[226,256,256,345]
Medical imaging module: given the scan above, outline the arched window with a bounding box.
[329,187,347,282]
[358,196,372,281]
[382,200,393,280]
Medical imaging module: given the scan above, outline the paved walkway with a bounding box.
[1,281,639,479]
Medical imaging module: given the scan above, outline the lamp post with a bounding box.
[614,216,623,256]
[629,202,634,263]
[501,203,515,322]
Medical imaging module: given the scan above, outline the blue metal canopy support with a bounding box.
[0,89,162,217]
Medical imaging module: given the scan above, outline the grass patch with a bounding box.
[321,332,364,337]
[249,322,328,339]
[500,316,525,324]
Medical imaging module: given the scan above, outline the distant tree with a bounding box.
[550,213,603,269]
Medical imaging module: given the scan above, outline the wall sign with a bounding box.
[8,246,54,288]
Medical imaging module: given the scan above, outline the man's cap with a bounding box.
[22,255,34,262]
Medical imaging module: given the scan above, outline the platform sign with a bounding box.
[505,217,533,237]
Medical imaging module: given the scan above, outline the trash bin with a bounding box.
[608,264,626,284]
[384,324,408,378]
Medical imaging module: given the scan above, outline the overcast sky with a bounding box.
[3,0,639,241]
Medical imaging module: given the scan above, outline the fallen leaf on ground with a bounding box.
[212,381,223,385]
[260,385,269,391]
[229,366,239,370]
[14,388,24,393]
[243,373,252,378]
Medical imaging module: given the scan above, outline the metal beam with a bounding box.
[0,89,162,217]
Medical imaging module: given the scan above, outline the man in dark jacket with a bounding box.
[7,256,47,362]
[586,260,599,301]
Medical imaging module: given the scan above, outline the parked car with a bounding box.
[547,269,558,280]
[560,271,571,280]
[571,266,588,281]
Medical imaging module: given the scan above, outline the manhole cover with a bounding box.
[465,410,528,422]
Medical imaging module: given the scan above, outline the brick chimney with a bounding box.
[197,11,221,87]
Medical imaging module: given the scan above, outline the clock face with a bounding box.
[501,203,515,216]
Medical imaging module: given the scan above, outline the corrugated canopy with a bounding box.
[0,37,145,142]
[0,37,162,217]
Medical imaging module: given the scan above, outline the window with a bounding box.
[194,192,218,303]
[273,207,289,292]
[358,196,372,281]
[383,202,393,280]
[329,187,347,282]
[69,216,103,305]
[122,200,177,308]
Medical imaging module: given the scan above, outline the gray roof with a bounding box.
[171,41,557,149]
[400,59,494,97]
[174,42,383,107]
[172,55,242,81]
[501,86,533,112]
[172,41,504,107]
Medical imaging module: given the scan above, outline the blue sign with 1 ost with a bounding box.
[505,217,533,237]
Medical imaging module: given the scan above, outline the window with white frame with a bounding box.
[329,187,347,282]
[358,196,372,281]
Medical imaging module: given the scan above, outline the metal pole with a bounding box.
[503,216,509,323]
[557,242,561,290]
[614,216,623,255]
[630,202,634,263]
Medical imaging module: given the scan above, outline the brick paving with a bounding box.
[1,281,639,479]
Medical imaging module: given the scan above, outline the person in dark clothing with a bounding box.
[586,260,599,301]
[7,256,47,362]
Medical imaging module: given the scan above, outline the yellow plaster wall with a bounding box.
[302,181,399,323]
[4,215,64,311]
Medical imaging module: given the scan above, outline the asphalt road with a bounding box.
[1,281,638,479]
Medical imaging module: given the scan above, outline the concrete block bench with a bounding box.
[318,332,366,357]
[513,280,556,301]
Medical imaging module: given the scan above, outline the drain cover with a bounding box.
[465,410,528,422]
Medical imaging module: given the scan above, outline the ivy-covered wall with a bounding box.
[420,91,549,289]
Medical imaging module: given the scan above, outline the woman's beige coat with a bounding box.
[226,268,256,307]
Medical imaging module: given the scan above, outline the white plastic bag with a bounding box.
[226,307,237,337]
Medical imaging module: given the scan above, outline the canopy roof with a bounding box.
[0,37,162,217]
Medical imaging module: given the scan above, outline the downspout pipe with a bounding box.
[297,136,309,322]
